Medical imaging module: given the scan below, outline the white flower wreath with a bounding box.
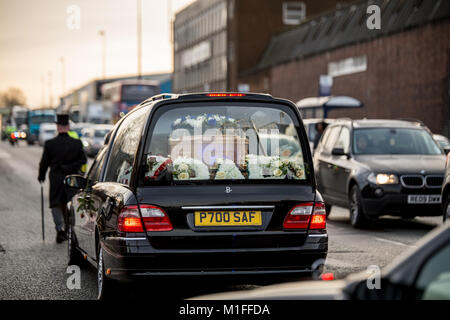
[214,158,244,180]
[172,157,210,180]
[246,154,306,179]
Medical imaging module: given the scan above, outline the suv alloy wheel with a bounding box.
[349,185,371,228]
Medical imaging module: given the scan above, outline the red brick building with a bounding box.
[173,0,355,93]
[239,0,450,136]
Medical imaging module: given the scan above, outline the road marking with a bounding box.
[374,237,416,248]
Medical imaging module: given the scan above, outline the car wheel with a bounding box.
[67,224,83,266]
[349,185,370,228]
[97,245,115,300]
[325,204,332,217]
[444,196,450,223]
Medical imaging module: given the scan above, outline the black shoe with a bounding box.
[56,230,67,243]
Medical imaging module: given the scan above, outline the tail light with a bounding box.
[118,205,172,232]
[283,203,313,229]
[310,202,326,229]
[283,202,326,230]
[117,206,143,232]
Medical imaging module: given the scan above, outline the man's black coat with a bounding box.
[38,133,87,208]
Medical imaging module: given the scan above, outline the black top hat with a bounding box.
[55,114,69,125]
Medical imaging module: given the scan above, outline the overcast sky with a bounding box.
[0,0,194,107]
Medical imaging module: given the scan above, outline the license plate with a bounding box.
[194,211,262,227]
[407,195,441,204]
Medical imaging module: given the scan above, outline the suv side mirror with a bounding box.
[332,147,349,157]
[64,174,87,189]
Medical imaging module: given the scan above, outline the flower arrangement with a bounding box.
[288,157,306,180]
[172,157,210,180]
[142,154,305,182]
[145,155,173,181]
[214,158,245,180]
[118,166,132,184]
[245,154,305,180]
[171,113,238,132]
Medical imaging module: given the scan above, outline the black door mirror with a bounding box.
[332,147,348,156]
[64,174,87,189]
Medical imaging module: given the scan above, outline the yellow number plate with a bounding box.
[194,211,262,227]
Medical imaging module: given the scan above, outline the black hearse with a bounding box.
[65,93,327,299]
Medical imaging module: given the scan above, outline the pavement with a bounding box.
[0,140,443,299]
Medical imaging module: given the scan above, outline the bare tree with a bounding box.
[0,87,27,116]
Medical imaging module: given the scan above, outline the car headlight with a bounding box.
[367,173,399,185]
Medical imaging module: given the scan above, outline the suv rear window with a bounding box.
[142,103,309,184]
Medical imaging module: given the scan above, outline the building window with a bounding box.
[282,2,306,25]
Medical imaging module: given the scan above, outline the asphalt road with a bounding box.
[0,140,443,299]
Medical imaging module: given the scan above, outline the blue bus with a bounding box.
[26,109,56,145]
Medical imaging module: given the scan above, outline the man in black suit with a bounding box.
[38,114,87,243]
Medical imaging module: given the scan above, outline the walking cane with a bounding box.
[40,182,45,242]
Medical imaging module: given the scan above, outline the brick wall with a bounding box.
[244,19,450,135]
[229,0,356,91]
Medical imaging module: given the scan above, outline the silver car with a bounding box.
[81,124,113,157]
[38,122,56,146]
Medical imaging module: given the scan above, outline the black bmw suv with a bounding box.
[314,119,446,228]
[65,93,327,299]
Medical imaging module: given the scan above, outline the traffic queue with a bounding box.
[60,92,448,299]
[2,92,448,300]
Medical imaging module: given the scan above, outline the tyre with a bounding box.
[325,204,332,217]
[97,245,115,300]
[67,224,83,266]
[444,196,450,223]
[349,185,371,228]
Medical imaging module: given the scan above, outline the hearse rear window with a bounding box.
[140,105,308,184]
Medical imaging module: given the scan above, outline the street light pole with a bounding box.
[168,0,173,72]
[41,75,45,108]
[59,57,66,96]
[48,71,53,108]
[98,30,106,79]
[137,0,142,79]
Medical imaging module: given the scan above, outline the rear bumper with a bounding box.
[101,232,327,281]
